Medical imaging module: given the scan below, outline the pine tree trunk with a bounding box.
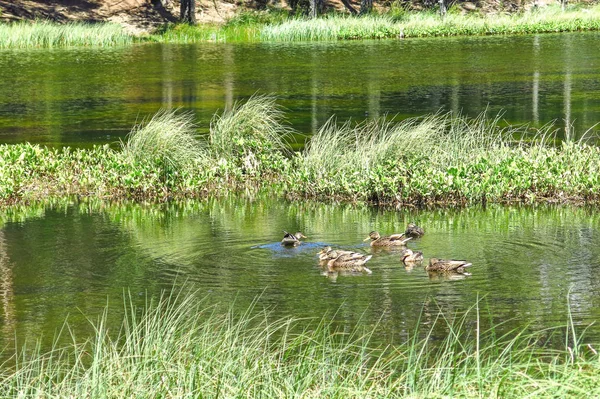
[180,0,196,24]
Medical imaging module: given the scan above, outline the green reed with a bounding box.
[0,21,133,48]
[1,291,599,397]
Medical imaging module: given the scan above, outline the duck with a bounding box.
[364,231,412,247]
[281,231,307,247]
[426,258,472,273]
[327,252,373,274]
[317,246,354,261]
[401,248,424,264]
[404,223,425,238]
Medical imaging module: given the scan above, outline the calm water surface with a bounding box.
[0,32,599,147]
[1,198,600,353]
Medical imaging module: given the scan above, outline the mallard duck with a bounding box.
[281,231,307,247]
[364,231,412,247]
[327,252,372,274]
[404,223,425,238]
[401,248,424,264]
[327,252,373,274]
[426,258,472,273]
[317,246,354,261]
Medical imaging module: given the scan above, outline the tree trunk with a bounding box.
[359,0,372,15]
[180,0,196,24]
[340,0,358,15]
[438,0,447,19]
[309,0,317,18]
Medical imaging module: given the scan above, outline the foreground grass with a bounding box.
[1,96,599,206]
[1,291,600,397]
[2,5,600,47]
[0,21,133,48]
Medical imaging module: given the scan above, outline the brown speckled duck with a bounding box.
[327,252,373,274]
[281,231,307,247]
[401,248,424,264]
[404,223,425,238]
[364,231,412,247]
[426,258,472,273]
[317,246,354,261]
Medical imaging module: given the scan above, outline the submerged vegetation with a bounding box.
[1,5,600,47]
[1,291,600,397]
[0,95,599,206]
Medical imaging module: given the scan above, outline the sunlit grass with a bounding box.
[0,21,133,48]
[261,5,600,41]
[121,110,205,175]
[1,291,599,397]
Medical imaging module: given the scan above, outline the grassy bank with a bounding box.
[1,291,599,397]
[1,96,599,207]
[261,5,600,41]
[1,5,600,47]
[0,21,133,48]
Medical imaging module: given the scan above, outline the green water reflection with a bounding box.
[1,198,600,354]
[0,32,599,147]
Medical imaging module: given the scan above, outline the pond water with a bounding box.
[1,198,600,354]
[0,32,599,147]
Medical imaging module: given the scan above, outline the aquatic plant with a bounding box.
[1,292,599,397]
[0,21,133,48]
[1,97,600,206]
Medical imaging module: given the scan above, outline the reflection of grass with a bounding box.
[2,291,598,397]
[0,21,133,48]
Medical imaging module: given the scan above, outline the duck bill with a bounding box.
[363,236,371,242]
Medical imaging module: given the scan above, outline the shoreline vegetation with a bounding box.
[0,95,599,208]
[2,291,600,397]
[0,4,600,48]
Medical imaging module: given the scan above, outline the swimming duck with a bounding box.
[426,258,472,273]
[327,252,373,274]
[317,246,354,261]
[364,231,412,247]
[281,231,307,247]
[401,248,424,264]
[404,223,425,238]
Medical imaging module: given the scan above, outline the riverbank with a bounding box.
[1,290,599,397]
[1,4,600,48]
[0,96,599,207]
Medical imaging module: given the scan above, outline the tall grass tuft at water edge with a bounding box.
[1,292,600,397]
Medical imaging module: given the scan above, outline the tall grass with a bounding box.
[121,110,205,175]
[1,292,599,397]
[261,5,600,41]
[0,21,133,48]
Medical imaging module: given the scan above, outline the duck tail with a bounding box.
[462,263,473,268]
[363,266,372,274]
[364,255,373,263]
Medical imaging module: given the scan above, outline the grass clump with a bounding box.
[121,110,205,176]
[2,292,600,397]
[0,21,133,48]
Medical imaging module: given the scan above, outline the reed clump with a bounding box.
[0,21,133,48]
[1,292,599,397]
